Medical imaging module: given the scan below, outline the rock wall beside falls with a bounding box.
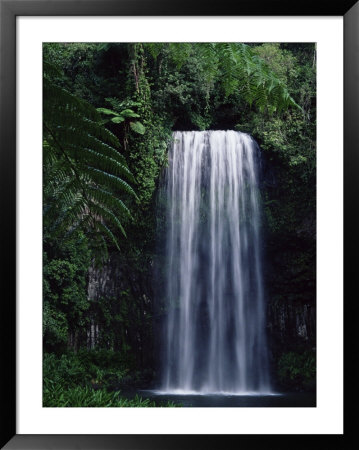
[86,254,126,350]
[267,300,316,353]
[88,254,124,301]
[86,252,154,373]
[260,150,316,391]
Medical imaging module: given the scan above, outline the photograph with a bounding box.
[42,42,316,408]
[1,0,355,445]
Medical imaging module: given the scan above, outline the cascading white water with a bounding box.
[160,130,270,394]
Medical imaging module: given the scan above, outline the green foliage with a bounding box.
[43,61,136,260]
[278,350,316,391]
[240,46,316,335]
[43,351,128,389]
[43,352,178,407]
[88,294,137,361]
[44,385,148,407]
[252,43,297,86]
[124,43,173,216]
[214,43,299,112]
[146,42,299,119]
[130,121,146,135]
[97,104,145,135]
[43,232,91,352]
[43,302,68,349]
[44,352,90,388]
[43,385,177,407]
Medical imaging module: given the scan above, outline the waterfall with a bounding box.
[159,130,270,394]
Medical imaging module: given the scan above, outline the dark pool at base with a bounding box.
[122,390,316,407]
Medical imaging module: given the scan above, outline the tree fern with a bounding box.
[145,43,300,113]
[43,62,136,259]
[213,43,299,112]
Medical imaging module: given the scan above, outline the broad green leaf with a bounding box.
[97,107,120,116]
[130,121,146,135]
[111,116,125,124]
[120,109,140,118]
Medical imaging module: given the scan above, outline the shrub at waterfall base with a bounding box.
[43,386,166,407]
[43,352,178,407]
[277,350,316,391]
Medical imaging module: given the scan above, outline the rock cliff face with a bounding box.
[264,246,316,355]
[267,300,315,350]
[88,255,124,302]
[259,150,316,390]
[264,273,316,391]
[86,253,154,370]
[86,255,124,349]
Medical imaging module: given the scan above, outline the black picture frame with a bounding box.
[1,0,357,448]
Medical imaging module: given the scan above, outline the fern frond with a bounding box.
[88,201,127,238]
[95,222,121,251]
[87,186,131,218]
[76,148,134,183]
[84,167,137,198]
[43,62,135,258]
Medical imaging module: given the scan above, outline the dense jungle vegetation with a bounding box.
[43,42,316,406]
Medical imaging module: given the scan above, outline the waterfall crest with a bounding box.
[160,130,270,394]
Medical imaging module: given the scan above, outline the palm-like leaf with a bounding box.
[43,63,135,258]
[145,43,300,113]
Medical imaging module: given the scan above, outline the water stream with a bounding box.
[159,131,271,394]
